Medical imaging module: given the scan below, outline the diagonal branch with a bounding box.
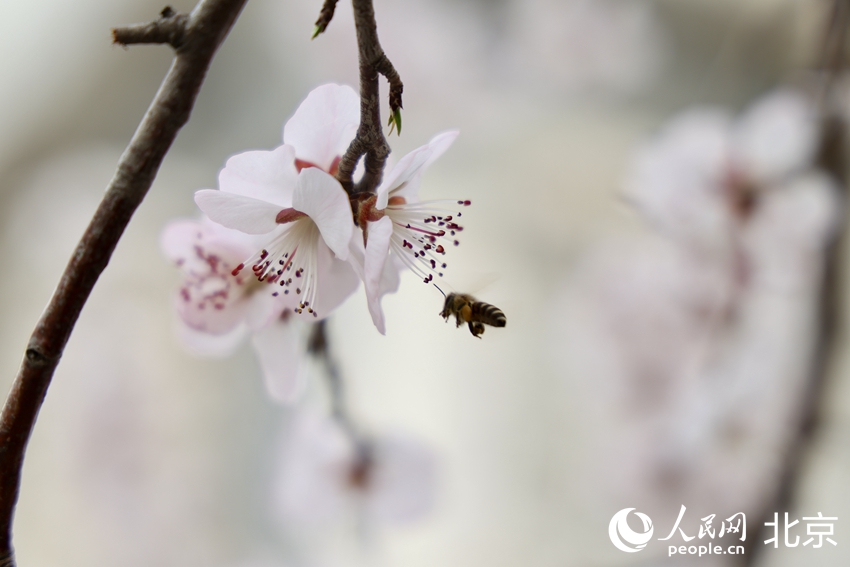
[333,0,404,195]
[0,1,247,564]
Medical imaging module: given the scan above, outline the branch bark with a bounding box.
[0,1,247,564]
[334,0,403,195]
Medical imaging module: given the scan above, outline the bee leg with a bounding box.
[468,321,485,338]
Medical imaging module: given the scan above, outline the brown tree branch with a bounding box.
[334,0,403,195]
[0,1,247,564]
[745,2,850,562]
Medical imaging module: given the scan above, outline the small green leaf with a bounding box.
[387,108,402,136]
[311,24,324,40]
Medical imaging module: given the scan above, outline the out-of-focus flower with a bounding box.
[162,217,322,403]
[194,84,362,322]
[553,232,825,531]
[552,87,841,532]
[350,131,468,333]
[273,411,437,528]
[624,89,839,292]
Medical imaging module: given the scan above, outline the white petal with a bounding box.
[623,109,734,248]
[746,171,842,291]
[194,190,281,234]
[292,168,353,260]
[273,410,353,526]
[176,320,247,357]
[283,84,360,171]
[376,130,459,209]
[376,145,431,209]
[251,319,305,404]
[733,89,818,183]
[245,288,287,330]
[423,130,459,168]
[218,146,297,207]
[364,217,394,334]
[367,432,438,524]
[311,240,361,319]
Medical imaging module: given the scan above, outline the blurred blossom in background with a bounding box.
[1,1,850,566]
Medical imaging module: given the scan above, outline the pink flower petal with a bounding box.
[218,146,298,207]
[174,284,250,335]
[283,84,360,172]
[291,168,353,260]
[160,219,204,263]
[251,319,305,404]
[194,189,282,235]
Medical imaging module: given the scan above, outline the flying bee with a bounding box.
[437,287,507,338]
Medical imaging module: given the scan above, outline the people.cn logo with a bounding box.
[609,508,654,553]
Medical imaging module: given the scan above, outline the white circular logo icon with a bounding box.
[609,508,654,553]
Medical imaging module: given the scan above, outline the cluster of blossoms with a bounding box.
[555,89,841,522]
[162,84,468,402]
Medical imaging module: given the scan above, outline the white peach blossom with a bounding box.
[273,411,437,528]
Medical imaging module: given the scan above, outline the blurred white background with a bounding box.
[1,0,849,566]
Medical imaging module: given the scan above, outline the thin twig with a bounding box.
[307,321,361,443]
[312,0,339,39]
[744,1,850,562]
[0,1,247,564]
[335,0,403,195]
[112,6,189,48]
[307,321,374,483]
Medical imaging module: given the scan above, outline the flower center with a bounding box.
[231,217,323,318]
[386,198,471,284]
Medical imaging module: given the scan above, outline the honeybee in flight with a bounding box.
[437,287,507,338]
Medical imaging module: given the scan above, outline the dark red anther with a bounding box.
[232,263,245,276]
[435,245,445,254]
